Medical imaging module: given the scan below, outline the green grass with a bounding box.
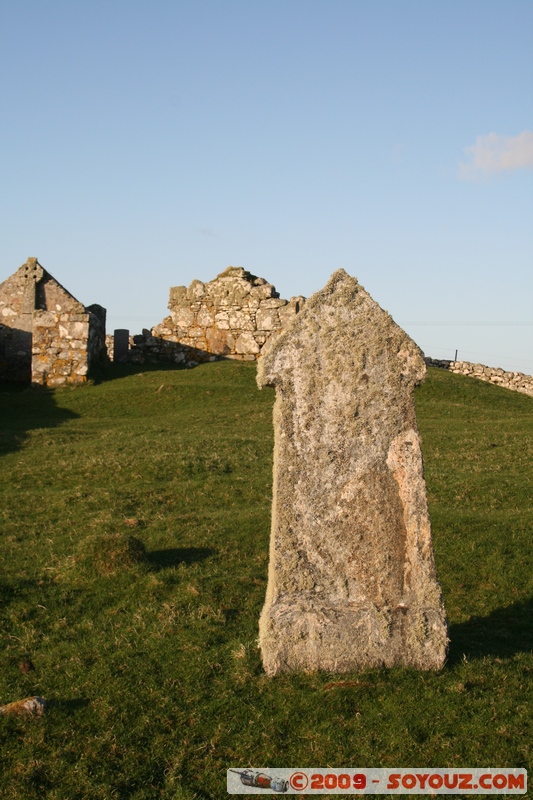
[0,363,531,799]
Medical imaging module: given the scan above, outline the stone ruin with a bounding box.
[257,269,448,675]
[0,258,107,387]
[113,267,306,365]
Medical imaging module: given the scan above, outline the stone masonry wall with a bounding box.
[110,267,306,366]
[32,304,106,387]
[0,258,107,386]
[152,267,306,363]
[0,258,42,379]
[106,330,197,365]
[425,358,533,397]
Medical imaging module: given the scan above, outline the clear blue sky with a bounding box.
[1,0,532,372]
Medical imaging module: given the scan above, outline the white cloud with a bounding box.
[459,130,533,180]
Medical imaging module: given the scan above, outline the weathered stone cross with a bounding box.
[257,270,447,674]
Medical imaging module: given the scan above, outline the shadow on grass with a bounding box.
[93,353,249,384]
[92,360,189,384]
[46,698,91,714]
[146,547,215,570]
[447,596,533,664]
[0,578,40,608]
[0,381,79,457]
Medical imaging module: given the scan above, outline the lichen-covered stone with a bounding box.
[256,308,281,331]
[206,328,235,354]
[235,331,261,355]
[0,696,46,716]
[257,269,448,675]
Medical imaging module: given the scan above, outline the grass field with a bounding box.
[0,362,532,799]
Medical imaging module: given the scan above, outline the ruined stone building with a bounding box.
[0,258,106,386]
[126,267,306,365]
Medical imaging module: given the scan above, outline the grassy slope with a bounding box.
[0,363,531,799]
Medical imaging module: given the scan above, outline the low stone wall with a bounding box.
[425,358,533,397]
[32,304,107,387]
[106,329,203,366]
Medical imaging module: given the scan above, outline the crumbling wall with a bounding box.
[0,258,107,386]
[148,267,305,364]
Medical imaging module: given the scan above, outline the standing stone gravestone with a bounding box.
[257,270,448,675]
[113,329,130,363]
